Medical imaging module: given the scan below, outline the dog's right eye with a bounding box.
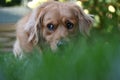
[47,24,55,31]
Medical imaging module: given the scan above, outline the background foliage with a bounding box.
[83,0,120,33]
[0,0,21,6]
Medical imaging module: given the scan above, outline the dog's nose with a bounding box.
[57,40,67,48]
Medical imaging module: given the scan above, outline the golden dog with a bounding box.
[13,1,93,57]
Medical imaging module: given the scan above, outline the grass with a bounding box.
[0,29,120,80]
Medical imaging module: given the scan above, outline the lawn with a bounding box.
[0,29,120,80]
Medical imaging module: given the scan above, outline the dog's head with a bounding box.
[25,1,93,52]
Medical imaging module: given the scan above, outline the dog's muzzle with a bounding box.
[57,39,68,48]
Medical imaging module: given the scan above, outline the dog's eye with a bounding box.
[66,22,74,30]
[47,24,55,31]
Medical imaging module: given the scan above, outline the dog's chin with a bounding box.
[50,47,65,54]
[51,47,58,52]
[50,44,68,53]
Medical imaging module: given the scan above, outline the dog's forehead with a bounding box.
[43,4,76,21]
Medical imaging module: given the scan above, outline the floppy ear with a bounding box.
[74,5,94,36]
[27,18,40,45]
[23,2,51,45]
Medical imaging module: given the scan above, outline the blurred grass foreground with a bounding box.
[0,0,120,80]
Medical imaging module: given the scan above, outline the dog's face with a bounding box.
[26,2,93,52]
[42,3,79,51]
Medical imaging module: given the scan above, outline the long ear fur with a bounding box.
[79,9,93,36]
[23,2,53,45]
[73,5,94,36]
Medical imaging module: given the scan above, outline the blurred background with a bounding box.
[0,0,120,80]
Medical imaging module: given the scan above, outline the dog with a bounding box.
[13,1,93,57]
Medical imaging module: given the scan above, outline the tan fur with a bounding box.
[13,1,93,57]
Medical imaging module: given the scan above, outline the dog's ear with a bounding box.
[73,5,94,36]
[23,2,52,45]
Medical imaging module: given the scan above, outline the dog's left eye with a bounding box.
[47,24,55,31]
[66,22,74,30]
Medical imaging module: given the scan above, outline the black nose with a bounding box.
[57,40,67,47]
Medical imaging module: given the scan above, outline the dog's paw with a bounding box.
[13,40,24,59]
